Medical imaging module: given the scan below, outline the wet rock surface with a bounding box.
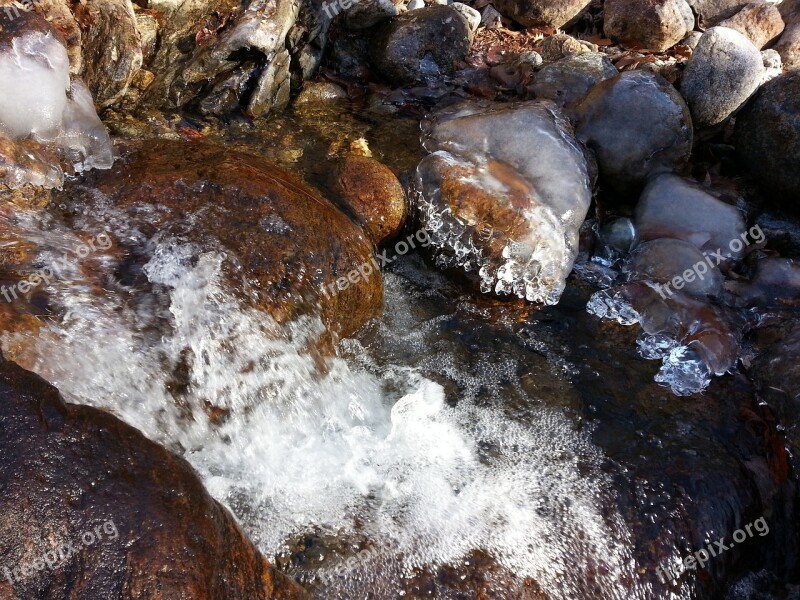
[680,26,765,127]
[575,70,693,196]
[332,154,407,245]
[735,69,800,209]
[0,357,308,600]
[369,5,472,84]
[52,141,383,339]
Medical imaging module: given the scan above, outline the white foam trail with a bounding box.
[3,232,654,599]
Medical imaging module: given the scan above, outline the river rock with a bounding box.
[530,52,618,108]
[727,257,800,307]
[0,358,308,600]
[718,2,785,48]
[575,70,693,195]
[603,0,695,52]
[332,154,407,245]
[450,2,481,34]
[735,70,800,208]
[681,27,765,127]
[490,0,590,28]
[53,141,383,339]
[414,100,594,304]
[634,174,747,259]
[626,238,725,298]
[369,6,472,85]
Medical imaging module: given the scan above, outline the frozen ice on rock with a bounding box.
[0,20,113,187]
[413,101,594,305]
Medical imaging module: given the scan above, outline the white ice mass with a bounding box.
[0,28,113,186]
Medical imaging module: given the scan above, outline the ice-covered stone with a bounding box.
[634,174,747,259]
[414,100,594,304]
[0,16,113,188]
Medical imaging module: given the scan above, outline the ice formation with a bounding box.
[413,101,594,305]
[0,28,113,187]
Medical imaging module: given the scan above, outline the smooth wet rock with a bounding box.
[718,2,785,48]
[603,0,695,52]
[0,358,308,600]
[530,52,618,108]
[369,6,472,85]
[627,238,725,298]
[53,141,383,339]
[735,70,800,209]
[575,70,693,195]
[490,0,590,28]
[333,154,407,245]
[414,100,594,304]
[634,174,747,259]
[681,26,765,127]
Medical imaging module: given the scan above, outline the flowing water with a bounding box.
[0,100,780,599]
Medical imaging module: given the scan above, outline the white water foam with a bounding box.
[3,226,653,598]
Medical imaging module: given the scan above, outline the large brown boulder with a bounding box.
[0,357,308,600]
[52,141,383,339]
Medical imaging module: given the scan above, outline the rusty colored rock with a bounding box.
[0,357,308,600]
[333,154,407,245]
[53,141,383,339]
[718,2,785,48]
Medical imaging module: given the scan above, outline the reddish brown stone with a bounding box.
[0,357,309,600]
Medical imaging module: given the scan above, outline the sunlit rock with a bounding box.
[413,100,594,304]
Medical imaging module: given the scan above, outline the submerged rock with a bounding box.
[575,70,693,195]
[414,100,594,304]
[603,0,695,52]
[680,26,765,127]
[735,70,800,209]
[634,174,747,258]
[626,238,725,298]
[53,141,383,339]
[369,6,472,85]
[490,0,590,28]
[0,12,113,188]
[332,155,407,245]
[0,358,308,600]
